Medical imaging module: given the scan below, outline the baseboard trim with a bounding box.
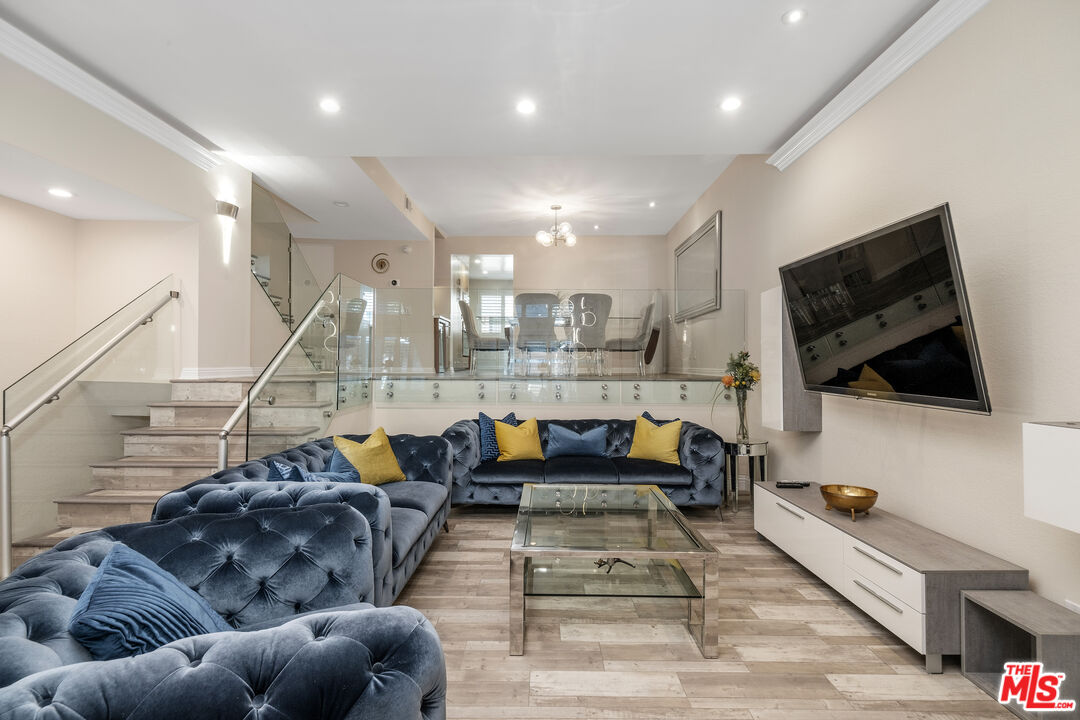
[178,366,262,380]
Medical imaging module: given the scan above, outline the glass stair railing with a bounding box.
[1,275,181,576]
[219,274,373,469]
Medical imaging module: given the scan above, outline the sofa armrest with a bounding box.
[442,420,480,487]
[0,606,447,720]
[679,422,726,504]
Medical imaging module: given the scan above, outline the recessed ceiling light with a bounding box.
[594,225,599,230]
[481,270,489,275]
[648,201,656,208]
[720,96,742,112]
[333,200,350,207]
[48,187,74,198]
[319,97,341,113]
[516,98,536,115]
[782,9,806,24]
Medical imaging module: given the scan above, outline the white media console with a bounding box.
[754,481,1028,672]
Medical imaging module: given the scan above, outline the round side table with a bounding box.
[724,440,768,513]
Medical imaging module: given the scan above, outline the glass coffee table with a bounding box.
[510,483,720,657]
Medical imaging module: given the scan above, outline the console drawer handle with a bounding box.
[852,579,904,614]
[775,502,804,520]
[853,546,902,575]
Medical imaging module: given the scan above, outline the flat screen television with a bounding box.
[778,203,990,414]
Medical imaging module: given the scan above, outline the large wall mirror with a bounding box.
[674,211,722,322]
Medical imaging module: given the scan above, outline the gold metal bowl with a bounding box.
[820,484,878,522]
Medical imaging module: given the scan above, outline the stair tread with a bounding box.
[14,527,99,548]
[170,378,257,384]
[120,425,321,436]
[89,456,219,469]
[55,489,164,504]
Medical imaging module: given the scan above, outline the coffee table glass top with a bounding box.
[511,484,714,599]
[514,484,702,553]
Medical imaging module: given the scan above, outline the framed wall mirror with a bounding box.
[674,211,722,321]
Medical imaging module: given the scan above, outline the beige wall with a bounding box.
[436,234,668,291]
[0,196,78,391]
[666,0,1080,603]
[0,55,254,375]
[297,238,435,290]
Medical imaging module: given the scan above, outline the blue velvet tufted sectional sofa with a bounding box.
[0,504,446,719]
[152,433,452,607]
[442,418,726,507]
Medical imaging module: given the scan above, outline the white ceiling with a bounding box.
[382,155,734,236]
[0,0,937,239]
[0,140,190,222]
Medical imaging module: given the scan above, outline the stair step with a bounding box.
[147,400,333,428]
[89,456,218,490]
[120,425,320,437]
[55,490,161,527]
[12,527,99,566]
[169,379,254,402]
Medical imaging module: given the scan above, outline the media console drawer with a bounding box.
[843,537,924,612]
[753,481,1028,673]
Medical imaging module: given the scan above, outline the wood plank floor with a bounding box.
[397,505,1014,720]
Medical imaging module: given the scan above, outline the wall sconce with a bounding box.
[216,200,239,265]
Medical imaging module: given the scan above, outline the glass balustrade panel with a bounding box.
[4,276,180,544]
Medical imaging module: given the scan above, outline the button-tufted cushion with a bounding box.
[0,504,374,690]
[0,606,446,720]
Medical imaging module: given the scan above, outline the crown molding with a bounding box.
[0,18,221,172]
[767,0,990,172]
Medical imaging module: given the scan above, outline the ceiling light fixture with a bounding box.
[319,97,341,113]
[516,98,536,115]
[648,201,656,208]
[720,96,742,112]
[535,204,577,248]
[333,200,350,207]
[594,225,599,230]
[782,9,806,24]
[48,187,73,198]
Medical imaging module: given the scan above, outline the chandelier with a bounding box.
[535,204,577,247]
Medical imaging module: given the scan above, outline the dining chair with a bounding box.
[459,300,509,371]
[567,292,612,374]
[604,301,655,375]
[513,292,559,374]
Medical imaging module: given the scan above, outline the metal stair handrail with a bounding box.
[217,274,341,472]
[1,287,180,577]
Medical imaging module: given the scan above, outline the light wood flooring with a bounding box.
[397,505,1013,720]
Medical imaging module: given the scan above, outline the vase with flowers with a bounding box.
[719,350,760,443]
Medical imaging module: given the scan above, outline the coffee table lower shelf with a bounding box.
[509,549,720,658]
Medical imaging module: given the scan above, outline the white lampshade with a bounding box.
[564,233,577,247]
[557,221,573,236]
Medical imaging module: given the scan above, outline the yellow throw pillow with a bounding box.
[847,364,895,393]
[627,415,683,465]
[495,417,545,462]
[333,429,406,485]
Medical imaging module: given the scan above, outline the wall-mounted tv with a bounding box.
[778,203,990,414]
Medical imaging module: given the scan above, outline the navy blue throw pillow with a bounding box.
[642,410,678,426]
[545,423,608,458]
[479,412,517,462]
[271,459,359,483]
[69,543,231,660]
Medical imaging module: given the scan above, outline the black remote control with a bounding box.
[775,481,811,488]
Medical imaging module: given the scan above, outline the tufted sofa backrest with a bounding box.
[458,417,692,459]
[183,434,452,491]
[0,504,373,690]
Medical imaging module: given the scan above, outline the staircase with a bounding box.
[11,376,335,566]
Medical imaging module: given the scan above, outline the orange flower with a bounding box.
[721,375,734,388]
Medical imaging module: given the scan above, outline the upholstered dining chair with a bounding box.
[604,301,655,375]
[567,292,612,374]
[513,292,559,373]
[459,299,510,371]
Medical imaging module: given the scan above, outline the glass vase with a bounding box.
[735,388,749,443]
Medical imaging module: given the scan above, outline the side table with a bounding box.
[724,440,768,512]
